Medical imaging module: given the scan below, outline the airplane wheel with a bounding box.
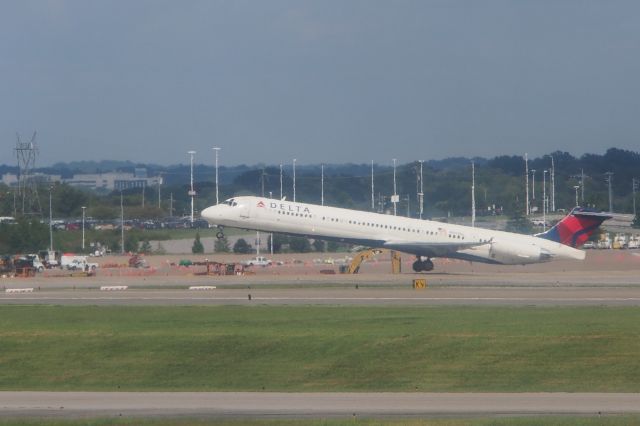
[422,259,434,271]
[412,259,434,272]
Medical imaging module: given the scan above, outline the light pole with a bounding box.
[212,147,221,204]
[543,170,547,232]
[293,158,297,202]
[120,190,124,254]
[525,153,529,215]
[371,160,375,211]
[81,206,86,251]
[573,185,580,207]
[581,169,585,203]
[633,178,639,217]
[188,150,196,223]
[49,187,53,251]
[550,155,555,212]
[392,158,398,216]
[605,172,614,213]
[418,160,424,220]
[279,164,283,200]
[471,161,476,227]
[157,173,162,209]
[530,169,536,202]
[321,163,324,206]
[269,191,274,254]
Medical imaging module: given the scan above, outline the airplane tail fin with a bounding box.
[537,207,612,248]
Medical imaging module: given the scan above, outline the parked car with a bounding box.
[61,255,99,271]
[241,256,273,267]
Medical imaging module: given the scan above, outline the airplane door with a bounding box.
[239,202,251,219]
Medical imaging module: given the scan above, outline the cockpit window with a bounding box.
[223,198,238,207]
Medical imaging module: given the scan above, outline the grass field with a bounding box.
[1,305,639,392]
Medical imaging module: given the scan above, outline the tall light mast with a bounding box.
[605,172,614,213]
[293,158,297,202]
[157,173,163,209]
[321,163,324,206]
[633,178,638,217]
[418,160,424,220]
[543,170,547,232]
[392,158,398,216]
[279,164,283,200]
[212,147,221,205]
[550,155,555,212]
[188,150,196,223]
[120,190,124,254]
[531,169,536,204]
[525,153,529,215]
[471,161,476,227]
[81,206,86,251]
[371,160,375,211]
[49,187,53,251]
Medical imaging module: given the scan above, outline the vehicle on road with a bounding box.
[241,256,272,267]
[61,254,99,271]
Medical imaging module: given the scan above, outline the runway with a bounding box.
[3,286,640,306]
[1,392,640,418]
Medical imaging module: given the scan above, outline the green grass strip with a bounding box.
[1,305,639,392]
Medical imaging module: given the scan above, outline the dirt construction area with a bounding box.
[1,249,639,291]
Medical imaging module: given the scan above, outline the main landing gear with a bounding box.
[412,256,434,272]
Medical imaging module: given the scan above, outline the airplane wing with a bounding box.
[382,240,490,258]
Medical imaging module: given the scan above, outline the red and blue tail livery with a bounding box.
[537,208,612,248]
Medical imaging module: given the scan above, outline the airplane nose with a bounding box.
[201,205,219,223]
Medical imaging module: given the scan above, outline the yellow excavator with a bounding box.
[345,249,402,274]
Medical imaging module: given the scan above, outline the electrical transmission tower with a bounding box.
[15,132,42,216]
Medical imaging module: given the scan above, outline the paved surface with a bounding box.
[3,286,640,306]
[2,392,640,418]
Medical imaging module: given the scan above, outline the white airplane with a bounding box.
[201,196,611,272]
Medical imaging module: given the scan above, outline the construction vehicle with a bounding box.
[343,249,402,274]
[0,255,15,276]
[204,261,245,276]
[129,254,148,268]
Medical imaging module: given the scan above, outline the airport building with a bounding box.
[2,169,160,191]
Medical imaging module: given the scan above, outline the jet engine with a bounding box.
[488,240,549,265]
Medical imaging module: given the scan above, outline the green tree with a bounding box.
[327,241,348,252]
[51,183,90,218]
[505,212,534,235]
[233,238,252,254]
[124,234,139,253]
[312,239,325,252]
[214,237,230,253]
[192,233,204,254]
[0,219,49,253]
[289,236,311,253]
[268,233,288,253]
[139,239,152,254]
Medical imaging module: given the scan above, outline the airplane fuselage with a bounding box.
[202,196,585,266]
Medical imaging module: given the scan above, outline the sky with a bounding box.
[1,1,639,167]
